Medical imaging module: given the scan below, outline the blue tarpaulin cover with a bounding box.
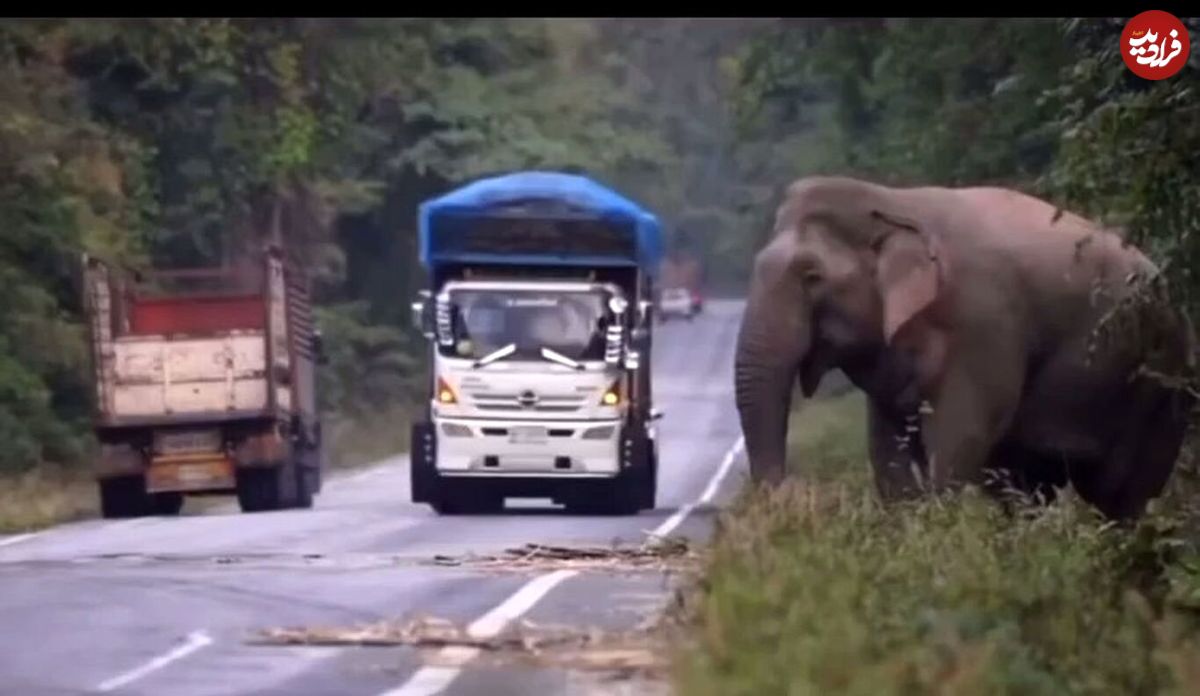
[419,170,663,272]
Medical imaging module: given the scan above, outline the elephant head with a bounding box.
[734,177,949,484]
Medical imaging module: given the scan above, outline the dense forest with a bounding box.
[2,18,1198,476]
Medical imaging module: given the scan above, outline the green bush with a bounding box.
[674,393,1200,696]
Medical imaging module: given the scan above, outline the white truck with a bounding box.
[82,246,326,517]
[408,171,663,515]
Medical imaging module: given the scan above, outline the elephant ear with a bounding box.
[870,209,946,344]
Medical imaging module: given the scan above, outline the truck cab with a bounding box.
[408,171,663,515]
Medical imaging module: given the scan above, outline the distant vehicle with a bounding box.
[408,170,663,516]
[657,287,696,321]
[659,254,705,316]
[82,245,327,518]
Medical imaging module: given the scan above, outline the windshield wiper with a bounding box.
[540,346,585,370]
[472,343,517,368]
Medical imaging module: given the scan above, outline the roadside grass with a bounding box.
[0,465,98,533]
[324,401,420,469]
[0,402,420,534]
[672,390,1200,695]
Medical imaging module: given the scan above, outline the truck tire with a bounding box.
[153,492,185,516]
[292,458,314,510]
[236,460,306,513]
[431,485,505,515]
[565,426,650,516]
[309,420,325,495]
[640,440,659,511]
[99,476,183,518]
[292,442,318,509]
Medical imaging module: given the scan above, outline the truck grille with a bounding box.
[466,391,588,413]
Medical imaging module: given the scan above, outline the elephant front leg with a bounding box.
[920,361,1019,496]
[868,399,930,500]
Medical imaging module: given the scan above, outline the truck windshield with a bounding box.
[444,288,612,363]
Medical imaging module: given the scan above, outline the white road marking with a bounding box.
[379,570,578,696]
[649,435,745,540]
[378,434,746,696]
[96,630,213,692]
[0,533,38,549]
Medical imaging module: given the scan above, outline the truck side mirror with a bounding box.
[411,291,434,339]
[637,300,653,328]
[313,329,329,366]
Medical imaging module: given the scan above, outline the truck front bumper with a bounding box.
[431,417,621,477]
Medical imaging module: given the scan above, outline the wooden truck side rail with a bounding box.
[81,246,317,430]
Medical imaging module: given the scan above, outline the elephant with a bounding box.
[734,175,1196,520]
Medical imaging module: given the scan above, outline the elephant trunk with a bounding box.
[734,278,812,486]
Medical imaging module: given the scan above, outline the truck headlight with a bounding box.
[600,380,621,406]
[437,376,458,404]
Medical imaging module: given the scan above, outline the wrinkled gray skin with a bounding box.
[734,175,1196,520]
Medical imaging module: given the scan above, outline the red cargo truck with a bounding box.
[81,246,326,517]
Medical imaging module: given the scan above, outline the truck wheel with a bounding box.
[292,458,314,510]
[152,492,185,516]
[305,465,322,498]
[641,441,659,511]
[569,424,653,515]
[99,476,183,518]
[235,463,297,513]
[310,421,325,494]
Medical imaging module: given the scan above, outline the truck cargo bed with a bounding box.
[84,249,315,430]
[107,330,271,421]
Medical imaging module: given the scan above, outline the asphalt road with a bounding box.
[0,299,748,696]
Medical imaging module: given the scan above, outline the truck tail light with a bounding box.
[600,380,621,406]
[436,376,458,404]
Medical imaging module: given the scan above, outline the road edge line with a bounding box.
[0,533,39,549]
[649,435,745,540]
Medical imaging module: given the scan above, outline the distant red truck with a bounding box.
[81,246,326,517]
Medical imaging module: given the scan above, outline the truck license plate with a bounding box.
[509,426,548,444]
[155,428,222,455]
[147,458,235,493]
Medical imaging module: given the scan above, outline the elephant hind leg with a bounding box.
[1071,384,1192,521]
[983,441,1070,512]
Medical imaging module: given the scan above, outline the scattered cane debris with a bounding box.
[424,535,698,574]
[251,614,673,678]
[250,538,701,679]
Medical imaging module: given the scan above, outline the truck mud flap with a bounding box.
[410,421,438,503]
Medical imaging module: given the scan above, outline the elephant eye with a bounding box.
[800,268,823,286]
